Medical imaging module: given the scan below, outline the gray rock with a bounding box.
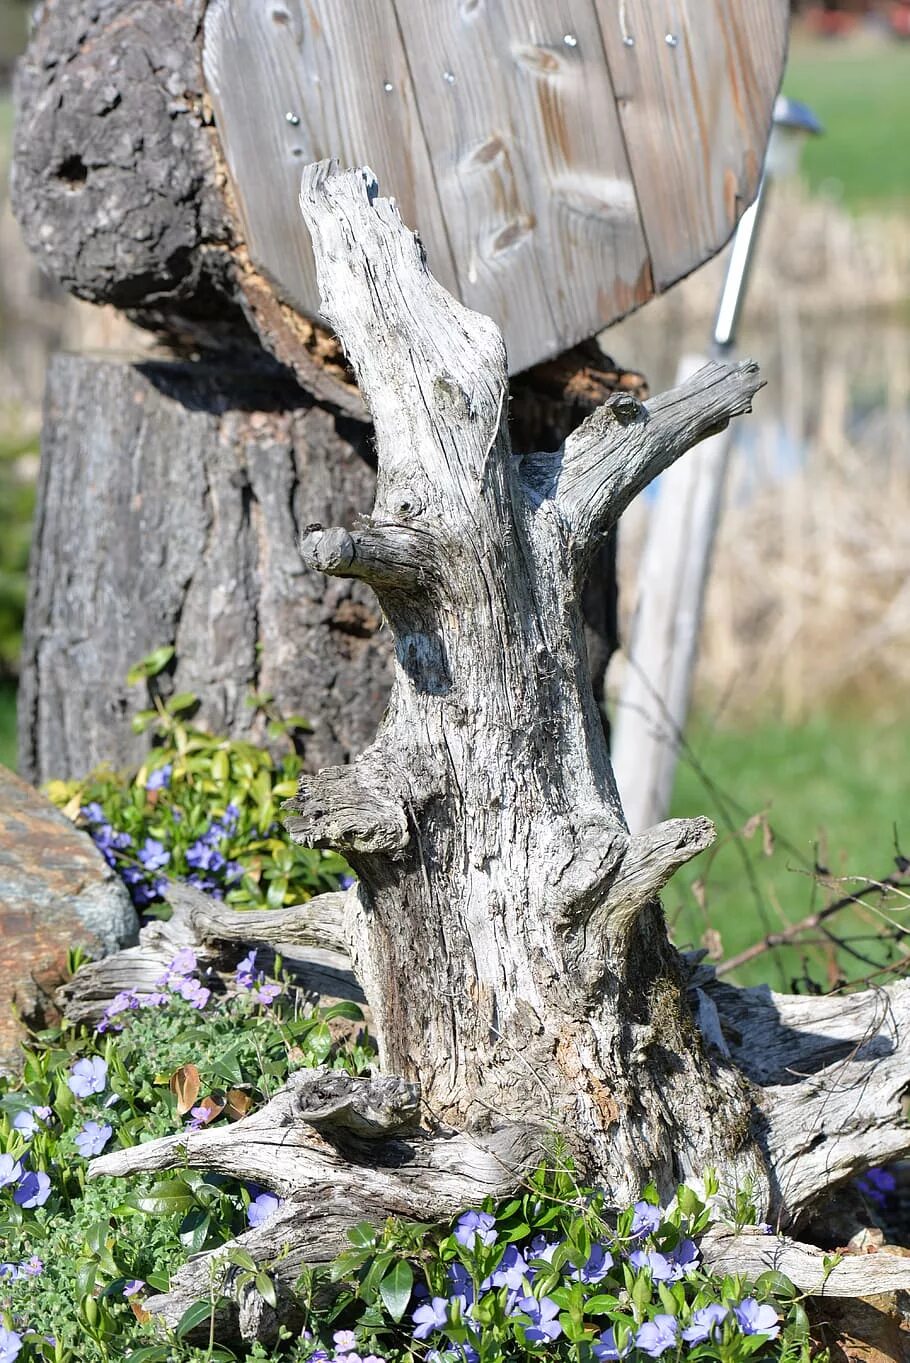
[0,764,138,1072]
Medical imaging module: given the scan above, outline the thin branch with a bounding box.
[717,872,910,977]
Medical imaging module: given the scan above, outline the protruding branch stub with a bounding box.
[553,359,765,566]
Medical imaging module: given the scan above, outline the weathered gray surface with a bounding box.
[58,881,363,1026]
[79,164,910,1336]
[204,0,788,373]
[18,354,391,783]
[0,764,137,1072]
[13,0,788,378]
[19,343,636,784]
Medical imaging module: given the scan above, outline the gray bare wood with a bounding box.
[17,354,391,784]
[76,163,910,1338]
[389,0,650,373]
[596,0,789,290]
[199,0,786,375]
[202,0,459,317]
[57,882,364,1027]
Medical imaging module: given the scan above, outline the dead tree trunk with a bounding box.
[89,165,910,1334]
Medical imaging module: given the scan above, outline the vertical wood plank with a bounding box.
[595,0,789,290]
[203,0,459,319]
[392,0,651,373]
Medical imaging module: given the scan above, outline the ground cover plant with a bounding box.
[0,946,371,1362]
[0,956,824,1363]
[45,650,351,916]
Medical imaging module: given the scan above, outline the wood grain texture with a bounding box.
[596,0,789,289]
[203,0,458,318]
[202,0,787,374]
[390,0,650,372]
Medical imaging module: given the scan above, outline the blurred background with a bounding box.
[0,0,908,988]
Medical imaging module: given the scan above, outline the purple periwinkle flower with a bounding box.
[123,1279,145,1297]
[247,1192,281,1227]
[516,1294,562,1344]
[236,951,257,990]
[14,1169,52,1208]
[0,1154,23,1188]
[629,1249,680,1282]
[75,1120,113,1158]
[81,802,106,824]
[251,981,282,1006]
[333,1331,357,1352]
[12,1110,38,1138]
[630,1200,663,1237]
[68,1056,108,1098]
[19,1256,43,1278]
[0,1265,17,1280]
[670,1238,699,1271]
[138,837,170,871]
[682,1303,728,1343]
[734,1298,780,1339]
[593,1326,631,1361]
[447,1261,476,1306]
[340,874,357,890]
[146,764,172,791]
[0,1326,23,1363]
[187,839,226,873]
[568,1243,613,1284]
[488,1244,530,1291]
[454,1209,497,1249]
[225,860,244,883]
[177,976,211,1009]
[527,1234,561,1263]
[168,948,197,979]
[361,1355,386,1363]
[412,1297,449,1340]
[635,1315,678,1358]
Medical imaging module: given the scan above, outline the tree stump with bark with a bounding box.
[82,164,910,1338]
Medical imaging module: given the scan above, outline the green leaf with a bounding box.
[582,1294,618,1315]
[175,1299,215,1338]
[126,1179,196,1216]
[122,1348,173,1363]
[127,646,175,685]
[378,1260,414,1322]
[254,1271,278,1307]
[347,1221,378,1249]
[165,692,198,716]
[227,1248,258,1273]
[179,1208,212,1253]
[753,1270,798,1300]
[307,1021,333,1063]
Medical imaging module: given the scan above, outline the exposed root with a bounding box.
[57,882,361,1026]
[703,976,910,1224]
[702,1226,910,1296]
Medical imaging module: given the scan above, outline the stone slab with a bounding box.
[0,764,138,1072]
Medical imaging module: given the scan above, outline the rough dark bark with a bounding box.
[18,342,638,784]
[17,353,390,782]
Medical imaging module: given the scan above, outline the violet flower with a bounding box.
[682,1302,728,1343]
[635,1315,678,1358]
[734,1297,780,1339]
[68,1056,108,1098]
[75,1120,113,1158]
[454,1209,497,1249]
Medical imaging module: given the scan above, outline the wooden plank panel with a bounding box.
[203,0,459,318]
[392,0,651,374]
[595,0,789,290]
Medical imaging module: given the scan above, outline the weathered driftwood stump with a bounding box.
[88,165,910,1334]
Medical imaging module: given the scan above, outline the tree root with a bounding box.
[57,882,362,1026]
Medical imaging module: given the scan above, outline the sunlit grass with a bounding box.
[784,37,910,210]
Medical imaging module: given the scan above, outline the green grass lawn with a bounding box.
[666,709,910,990]
[784,37,910,209]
